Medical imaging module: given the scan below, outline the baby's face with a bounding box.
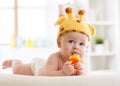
[58,32,89,60]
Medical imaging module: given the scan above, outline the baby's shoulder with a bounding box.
[48,51,60,60]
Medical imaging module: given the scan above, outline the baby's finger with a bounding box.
[2,66,8,69]
[74,62,84,70]
[77,69,87,75]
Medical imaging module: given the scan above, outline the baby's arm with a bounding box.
[2,59,33,75]
[42,54,75,76]
[42,55,66,76]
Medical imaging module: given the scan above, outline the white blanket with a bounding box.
[0,49,120,86]
[0,73,120,86]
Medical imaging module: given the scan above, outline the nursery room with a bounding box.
[0,0,120,86]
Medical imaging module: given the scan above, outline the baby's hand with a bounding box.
[62,61,75,76]
[74,62,86,75]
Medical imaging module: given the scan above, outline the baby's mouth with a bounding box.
[71,52,78,55]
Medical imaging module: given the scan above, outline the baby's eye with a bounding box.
[79,42,85,46]
[68,40,74,44]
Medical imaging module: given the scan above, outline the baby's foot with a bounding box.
[2,60,13,69]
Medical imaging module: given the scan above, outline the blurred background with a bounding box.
[0,0,120,74]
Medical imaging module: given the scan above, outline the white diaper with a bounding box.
[31,58,46,76]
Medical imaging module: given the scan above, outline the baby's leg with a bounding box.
[2,59,33,75]
[2,59,22,69]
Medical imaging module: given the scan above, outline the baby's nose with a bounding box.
[73,44,79,50]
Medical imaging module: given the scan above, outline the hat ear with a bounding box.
[87,23,96,37]
[55,16,66,25]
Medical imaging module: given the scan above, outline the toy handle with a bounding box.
[70,61,79,73]
[69,54,81,73]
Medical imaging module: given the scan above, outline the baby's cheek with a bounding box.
[80,48,86,57]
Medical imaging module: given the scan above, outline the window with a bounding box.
[0,0,14,44]
[18,0,47,39]
[0,0,74,48]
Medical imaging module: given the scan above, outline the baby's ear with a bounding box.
[87,23,96,37]
[57,38,61,48]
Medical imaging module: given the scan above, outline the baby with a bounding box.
[2,7,95,76]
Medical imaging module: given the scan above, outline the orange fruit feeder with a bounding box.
[69,54,81,64]
[69,54,81,73]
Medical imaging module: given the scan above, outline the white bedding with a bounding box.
[0,72,120,86]
[0,49,120,86]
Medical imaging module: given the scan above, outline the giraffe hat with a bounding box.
[55,7,95,40]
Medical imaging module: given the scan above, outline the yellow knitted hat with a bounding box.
[55,7,95,40]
